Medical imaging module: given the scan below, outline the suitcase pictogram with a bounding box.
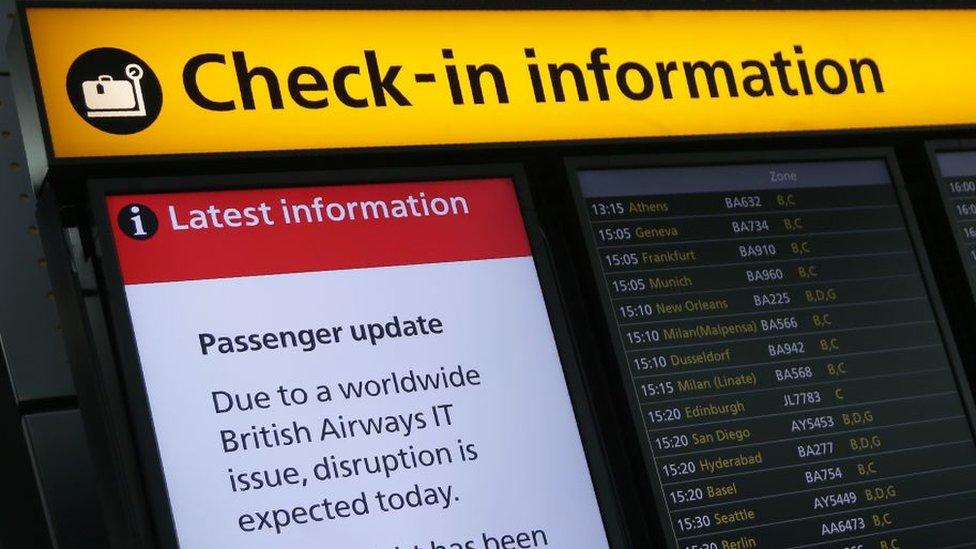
[82,63,147,118]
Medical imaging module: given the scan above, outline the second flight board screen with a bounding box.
[572,157,976,548]
[934,150,976,300]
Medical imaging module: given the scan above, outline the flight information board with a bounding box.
[571,156,976,548]
[934,149,976,298]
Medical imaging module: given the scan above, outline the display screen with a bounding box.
[104,177,610,548]
[935,150,976,296]
[573,158,976,548]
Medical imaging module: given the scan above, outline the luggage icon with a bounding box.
[82,63,147,118]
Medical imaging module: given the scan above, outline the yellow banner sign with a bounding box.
[22,8,976,158]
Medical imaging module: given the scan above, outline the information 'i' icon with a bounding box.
[118,203,158,240]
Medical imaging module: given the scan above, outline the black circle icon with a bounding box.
[118,204,158,240]
[66,48,162,135]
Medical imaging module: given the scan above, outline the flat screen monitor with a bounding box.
[92,169,616,548]
[569,152,976,548]
[933,147,976,298]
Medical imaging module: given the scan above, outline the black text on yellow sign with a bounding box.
[23,9,976,158]
[184,46,883,111]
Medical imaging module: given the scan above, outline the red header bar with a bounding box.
[106,178,531,285]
